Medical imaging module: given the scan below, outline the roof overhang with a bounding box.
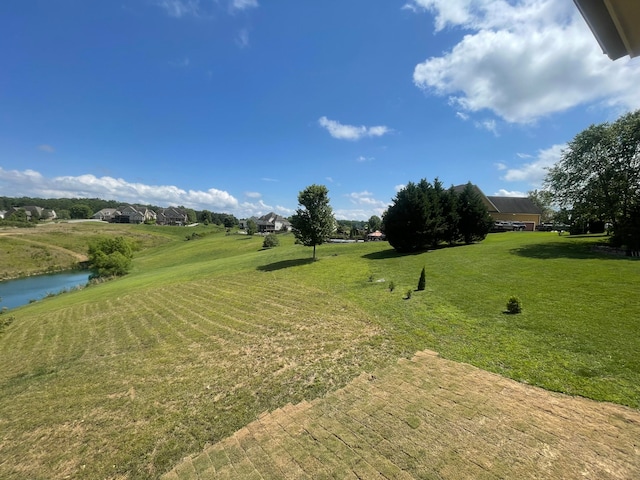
[574,0,640,60]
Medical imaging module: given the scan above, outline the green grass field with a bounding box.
[0,225,638,479]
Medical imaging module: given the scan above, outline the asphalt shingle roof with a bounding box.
[486,196,542,214]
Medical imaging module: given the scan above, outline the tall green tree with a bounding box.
[456,182,492,244]
[383,179,491,252]
[69,203,93,219]
[246,219,257,236]
[290,184,335,260]
[198,210,212,224]
[545,110,640,240]
[528,189,555,223]
[383,179,451,252]
[382,180,432,252]
[367,215,382,233]
[441,186,460,245]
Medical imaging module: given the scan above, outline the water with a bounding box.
[0,271,91,311]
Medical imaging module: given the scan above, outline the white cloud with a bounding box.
[0,167,239,212]
[502,143,565,185]
[237,199,272,217]
[331,191,391,220]
[493,189,527,197]
[230,0,258,11]
[155,0,258,18]
[356,156,374,162]
[261,177,278,182]
[410,0,640,123]
[236,28,250,48]
[234,200,291,219]
[401,3,418,13]
[318,116,391,141]
[38,144,55,153]
[494,162,507,171]
[346,191,389,209]
[169,57,190,68]
[244,191,261,198]
[333,209,375,221]
[455,111,469,121]
[394,184,406,192]
[155,0,200,18]
[474,118,498,135]
[275,205,293,216]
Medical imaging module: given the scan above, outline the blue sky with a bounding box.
[2,0,639,220]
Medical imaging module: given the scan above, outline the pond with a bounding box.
[0,271,91,311]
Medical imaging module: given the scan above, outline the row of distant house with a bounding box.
[239,212,292,233]
[93,206,190,225]
[0,204,191,226]
[0,206,58,221]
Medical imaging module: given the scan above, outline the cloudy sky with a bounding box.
[2,0,639,220]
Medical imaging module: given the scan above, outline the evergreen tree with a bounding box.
[456,182,492,244]
[442,186,460,245]
[382,179,444,252]
[383,179,491,252]
[417,266,426,291]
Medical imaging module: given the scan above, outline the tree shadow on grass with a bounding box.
[257,257,315,272]
[362,244,464,260]
[511,241,636,260]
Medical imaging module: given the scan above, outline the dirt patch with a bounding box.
[164,350,640,479]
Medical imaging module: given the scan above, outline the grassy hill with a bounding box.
[0,225,638,479]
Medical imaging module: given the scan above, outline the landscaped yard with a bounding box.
[0,226,638,478]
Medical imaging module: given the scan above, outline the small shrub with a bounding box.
[368,273,374,282]
[506,295,522,314]
[388,281,395,292]
[405,289,412,300]
[417,266,426,291]
[262,233,279,248]
[0,315,15,331]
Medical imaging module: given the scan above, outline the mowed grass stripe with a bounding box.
[0,264,387,479]
[133,296,232,349]
[152,290,258,342]
[190,276,337,329]
[176,284,277,335]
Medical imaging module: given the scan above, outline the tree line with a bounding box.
[0,196,239,227]
[382,180,492,252]
[544,109,640,252]
[290,181,493,259]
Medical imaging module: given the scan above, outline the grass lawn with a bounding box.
[0,221,184,279]
[0,228,638,479]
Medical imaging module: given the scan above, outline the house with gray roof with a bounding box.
[453,184,542,230]
[156,207,188,226]
[112,205,157,224]
[93,208,118,221]
[256,212,291,233]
